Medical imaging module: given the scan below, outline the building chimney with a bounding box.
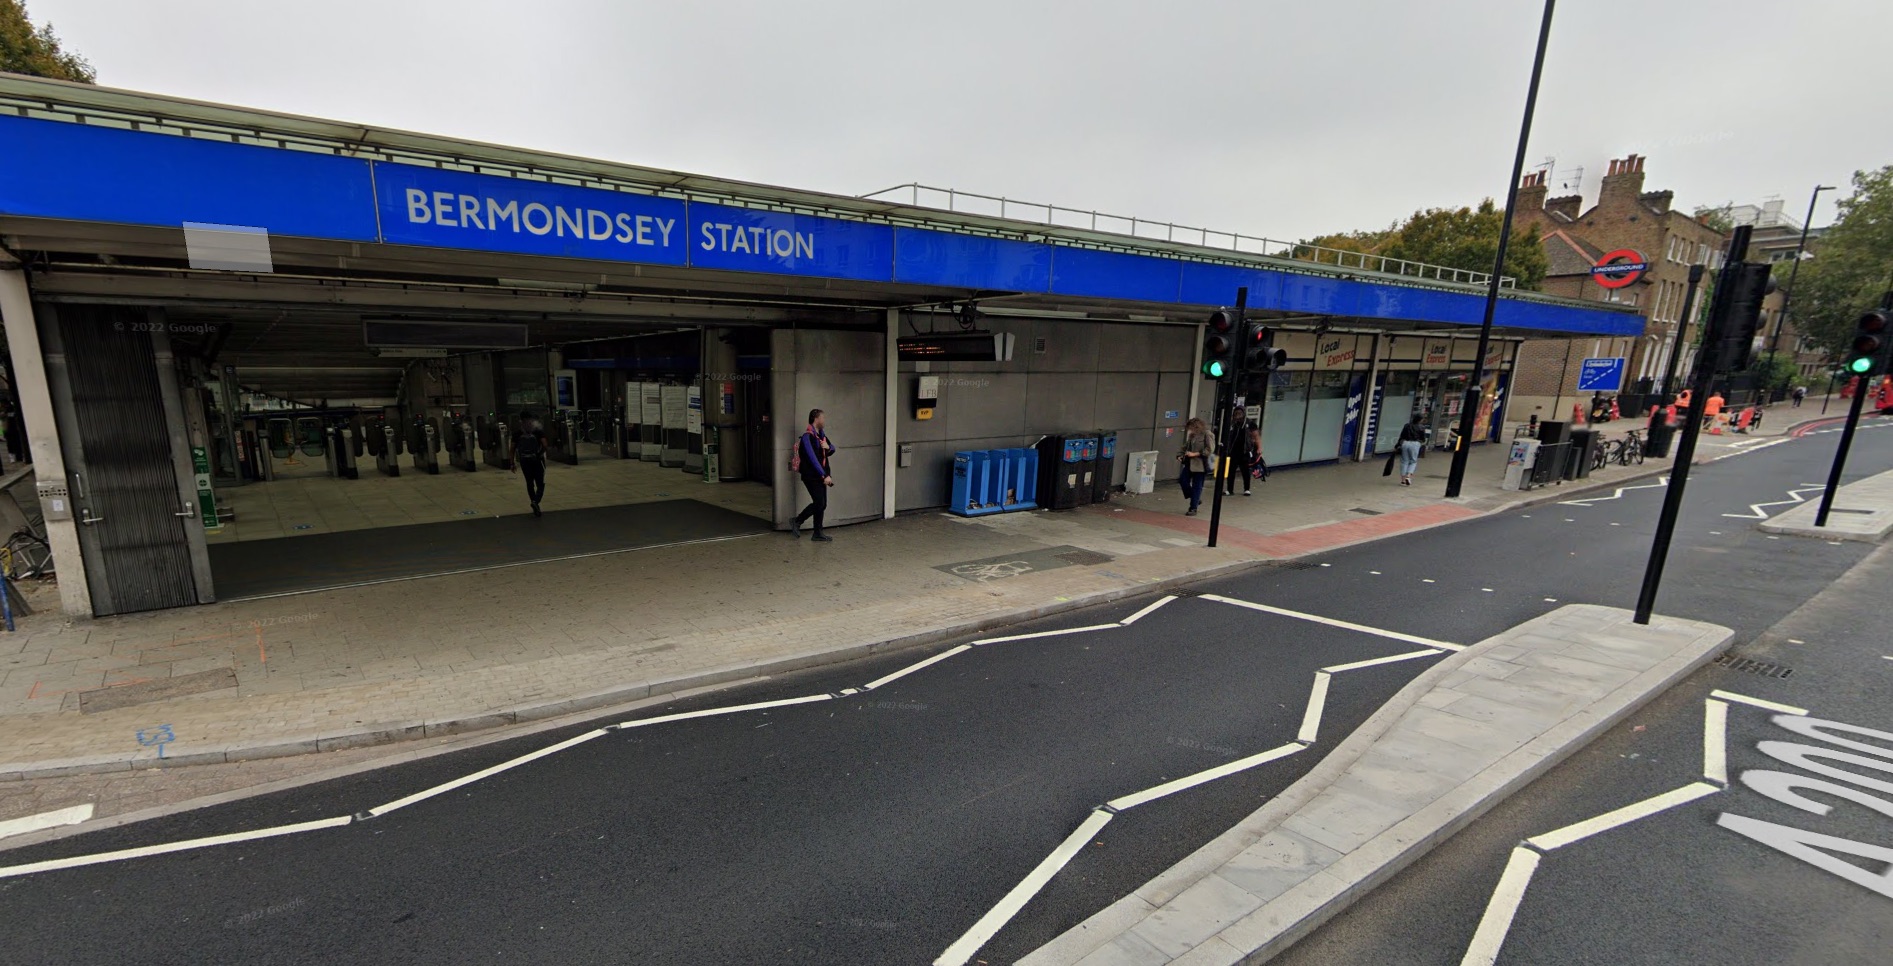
[1599,154,1647,209]
[1641,189,1674,214]
[1545,194,1583,221]
[1516,170,1548,214]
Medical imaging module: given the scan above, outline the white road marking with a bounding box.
[974,624,1120,646]
[863,645,972,691]
[1369,570,1383,575]
[1319,563,1332,567]
[1200,594,1465,651]
[934,809,1115,966]
[1459,846,1542,966]
[1481,588,1494,593]
[1525,782,1721,852]
[1704,699,1729,784]
[1297,672,1332,743]
[1118,595,1177,626]
[1106,743,1305,812]
[1321,649,1444,673]
[1883,656,1893,661]
[1723,484,1828,520]
[1422,578,1437,583]
[1710,689,1808,716]
[1559,476,1668,507]
[367,728,615,817]
[0,816,351,881]
[0,803,94,842]
[1543,598,1559,603]
[621,695,834,732]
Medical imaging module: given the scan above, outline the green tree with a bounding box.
[1782,165,1893,356]
[1693,201,1736,234]
[0,0,95,83]
[1292,199,1548,290]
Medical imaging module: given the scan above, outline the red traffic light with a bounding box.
[1207,308,1238,333]
[1860,311,1888,335]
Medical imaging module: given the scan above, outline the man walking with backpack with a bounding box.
[791,408,834,541]
[511,410,549,517]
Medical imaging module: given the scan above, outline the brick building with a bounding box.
[1507,155,1730,423]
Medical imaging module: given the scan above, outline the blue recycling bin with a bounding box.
[1003,447,1037,510]
[969,449,1007,515]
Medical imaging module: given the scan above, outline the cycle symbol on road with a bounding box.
[949,560,1036,582]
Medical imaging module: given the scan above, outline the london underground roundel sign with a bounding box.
[1590,248,1650,289]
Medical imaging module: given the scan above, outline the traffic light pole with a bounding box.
[1444,0,1555,499]
[1206,286,1247,548]
[1813,290,1893,528]
[1658,265,1703,397]
[1633,231,1747,625]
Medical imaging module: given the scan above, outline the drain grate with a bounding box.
[1055,549,1115,566]
[1348,507,1383,516]
[1262,560,1323,571]
[1713,652,1794,678]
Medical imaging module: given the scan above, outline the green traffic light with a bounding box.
[1849,357,1874,374]
[1204,360,1227,378]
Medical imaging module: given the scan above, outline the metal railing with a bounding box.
[857,182,1516,289]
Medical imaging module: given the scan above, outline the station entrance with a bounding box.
[38,298,780,611]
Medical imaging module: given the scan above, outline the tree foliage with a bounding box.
[0,0,95,83]
[1781,165,1893,357]
[1292,199,1548,290]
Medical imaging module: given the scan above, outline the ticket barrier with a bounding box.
[548,412,581,466]
[583,409,606,449]
[326,421,359,479]
[445,415,478,472]
[409,418,442,475]
[370,418,402,477]
[480,415,513,469]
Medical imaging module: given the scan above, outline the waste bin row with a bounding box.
[947,431,1120,516]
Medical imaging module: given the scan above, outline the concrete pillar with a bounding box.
[883,308,897,519]
[0,265,92,618]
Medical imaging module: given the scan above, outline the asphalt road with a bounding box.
[1,423,1888,966]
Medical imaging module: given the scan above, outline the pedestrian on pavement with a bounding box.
[1177,417,1215,516]
[1396,414,1427,486]
[791,408,835,541]
[1792,385,1807,407]
[1224,414,1259,496]
[510,410,548,517]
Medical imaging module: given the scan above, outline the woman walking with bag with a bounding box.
[1395,414,1427,486]
[1176,417,1216,516]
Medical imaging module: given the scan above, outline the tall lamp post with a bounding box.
[1760,183,1835,398]
[1445,0,1556,499]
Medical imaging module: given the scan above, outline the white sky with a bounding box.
[26,0,1890,242]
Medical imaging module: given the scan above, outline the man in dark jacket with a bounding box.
[792,408,834,541]
[510,410,548,517]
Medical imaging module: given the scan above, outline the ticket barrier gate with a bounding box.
[548,412,581,466]
[369,418,402,477]
[480,415,513,469]
[445,415,478,472]
[326,421,360,479]
[408,418,442,475]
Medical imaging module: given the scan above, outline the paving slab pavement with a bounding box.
[0,434,1681,813]
[1758,466,1893,542]
[1018,605,1734,966]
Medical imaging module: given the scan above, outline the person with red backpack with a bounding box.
[790,408,835,541]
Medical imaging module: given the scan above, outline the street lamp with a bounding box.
[1761,183,1837,398]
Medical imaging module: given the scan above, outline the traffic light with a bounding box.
[1202,307,1239,379]
[1712,261,1775,373]
[1846,309,1889,375]
[1241,321,1288,373]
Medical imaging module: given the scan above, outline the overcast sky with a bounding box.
[28,0,1891,243]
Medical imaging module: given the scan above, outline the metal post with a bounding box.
[1207,287,1248,548]
[1634,229,1749,624]
[1761,185,1834,396]
[1660,265,1704,398]
[1814,290,1893,527]
[1445,0,1555,498]
[1821,370,1837,414]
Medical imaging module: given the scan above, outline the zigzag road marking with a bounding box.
[1559,476,1668,507]
[1722,484,1827,520]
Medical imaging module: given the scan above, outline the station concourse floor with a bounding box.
[205,451,772,545]
[199,452,775,599]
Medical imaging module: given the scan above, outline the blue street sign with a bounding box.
[1576,357,1627,392]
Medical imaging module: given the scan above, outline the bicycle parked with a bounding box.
[1608,429,1646,466]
